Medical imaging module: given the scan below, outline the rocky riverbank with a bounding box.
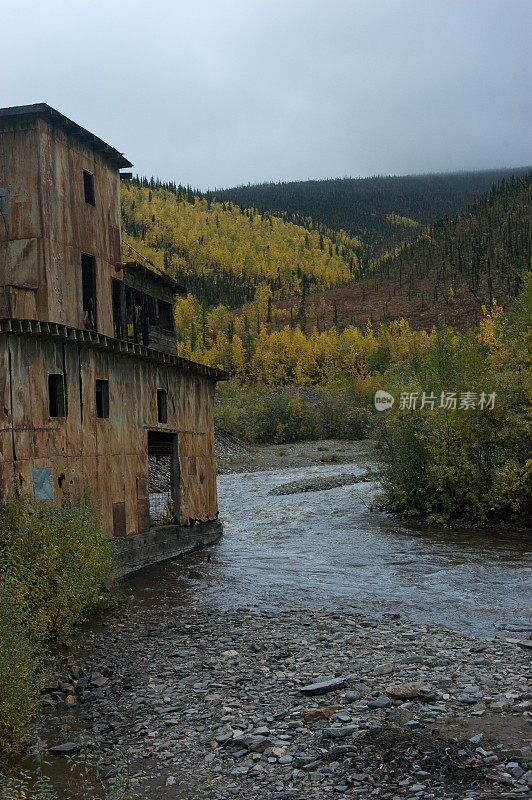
[269,473,372,496]
[41,604,531,799]
[215,436,375,475]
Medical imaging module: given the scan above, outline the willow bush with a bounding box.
[377,274,532,525]
[215,387,369,444]
[0,494,115,752]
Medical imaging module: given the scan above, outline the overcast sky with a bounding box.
[3,0,531,189]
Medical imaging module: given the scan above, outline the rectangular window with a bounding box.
[157,389,168,423]
[83,170,95,205]
[96,379,109,419]
[49,374,66,418]
[81,253,97,330]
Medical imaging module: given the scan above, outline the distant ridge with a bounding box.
[214,167,532,261]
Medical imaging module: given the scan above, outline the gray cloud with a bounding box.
[3,0,531,189]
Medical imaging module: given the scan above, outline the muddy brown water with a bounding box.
[128,462,532,636]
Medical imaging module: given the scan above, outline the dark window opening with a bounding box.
[157,299,174,332]
[82,253,97,330]
[112,502,126,537]
[157,389,168,423]
[96,379,109,418]
[112,279,126,339]
[146,295,158,325]
[49,374,66,418]
[83,170,95,205]
[125,286,146,344]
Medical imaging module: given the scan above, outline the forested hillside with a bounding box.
[214,168,531,259]
[121,172,531,361]
[275,172,532,331]
[121,179,361,308]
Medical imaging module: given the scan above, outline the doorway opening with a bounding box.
[147,431,179,525]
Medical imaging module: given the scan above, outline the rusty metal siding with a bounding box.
[0,108,224,535]
[0,332,219,536]
[1,115,121,336]
[0,121,43,320]
[38,118,120,335]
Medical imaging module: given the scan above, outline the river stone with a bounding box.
[321,725,357,740]
[50,742,81,756]
[374,663,393,676]
[522,770,532,786]
[302,706,340,723]
[506,762,525,779]
[367,695,392,708]
[300,677,347,696]
[233,734,273,753]
[388,706,413,725]
[345,682,371,697]
[386,681,423,699]
[90,674,108,688]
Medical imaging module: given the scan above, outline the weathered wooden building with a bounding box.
[0,103,226,572]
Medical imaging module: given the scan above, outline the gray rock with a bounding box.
[506,762,525,779]
[343,683,371,701]
[367,695,392,709]
[388,707,413,725]
[50,742,81,756]
[300,677,347,696]
[321,725,356,740]
[233,734,273,753]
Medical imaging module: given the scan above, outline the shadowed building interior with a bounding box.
[0,104,227,572]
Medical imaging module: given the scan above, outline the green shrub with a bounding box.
[376,276,532,525]
[0,493,115,643]
[0,596,36,752]
[215,386,369,444]
[0,494,115,751]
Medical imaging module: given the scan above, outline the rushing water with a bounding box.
[128,462,532,636]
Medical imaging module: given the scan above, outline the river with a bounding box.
[128,461,532,636]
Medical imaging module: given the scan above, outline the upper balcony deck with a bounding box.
[113,241,186,355]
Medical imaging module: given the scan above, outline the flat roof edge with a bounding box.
[0,318,229,381]
[0,103,133,169]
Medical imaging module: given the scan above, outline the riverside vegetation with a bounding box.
[0,494,115,754]
[215,278,531,527]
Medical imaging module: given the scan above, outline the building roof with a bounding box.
[123,261,187,294]
[121,240,187,295]
[0,103,133,169]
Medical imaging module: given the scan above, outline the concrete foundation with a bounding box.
[115,519,223,578]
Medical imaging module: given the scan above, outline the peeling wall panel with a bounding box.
[0,333,219,535]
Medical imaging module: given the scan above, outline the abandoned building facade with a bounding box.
[0,103,226,571]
